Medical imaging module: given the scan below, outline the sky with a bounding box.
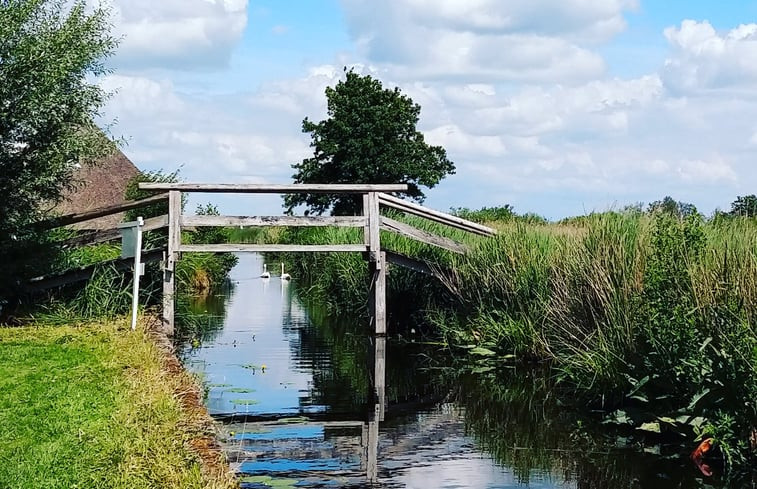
[98,0,757,220]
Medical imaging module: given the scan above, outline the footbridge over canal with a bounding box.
[137,183,497,337]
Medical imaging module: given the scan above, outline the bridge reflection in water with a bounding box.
[215,335,386,486]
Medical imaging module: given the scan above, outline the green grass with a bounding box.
[0,320,236,489]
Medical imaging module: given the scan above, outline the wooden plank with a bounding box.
[374,336,386,421]
[383,250,444,279]
[367,192,381,266]
[163,191,181,336]
[37,193,169,230]
[181,215,366,228]
[138,183,409,193]
[362,194,371,248]
[377,193,496,237]
[370,251,387,335]
[25,249,165,292]
[59,215,169,248]
[380,216,468,254]
[179,244,368,253]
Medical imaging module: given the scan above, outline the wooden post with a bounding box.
[373,252,386,335]
[364,193,386,335]
[375,335,386,421]
[163,190,181,336]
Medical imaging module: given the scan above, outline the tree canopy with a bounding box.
[284,69,455,215]
[0,0,116,299]
[730,194,757,217]
[647,196,699,219]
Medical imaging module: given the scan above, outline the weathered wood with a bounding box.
[59,215,169,248]
[380,216,468,254]
[163,191,181,336]
[377,193,497,237]
[374,336,386,421]
[367,192,381,266]
[37,193,169,230]
[179,244,369,253]
[181,215,366,228]
[362,194,371,248]
[25,249,164,291]
[383,250,444,279]
[138,183,409,193]
[370,251,387,335]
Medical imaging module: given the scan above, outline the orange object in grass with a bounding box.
[691,437,714,461]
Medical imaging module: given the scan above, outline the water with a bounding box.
[179,254,751,489]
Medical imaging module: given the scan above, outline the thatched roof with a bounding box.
[56,148,140,230]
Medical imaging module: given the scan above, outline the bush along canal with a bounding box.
[179,253,756,488]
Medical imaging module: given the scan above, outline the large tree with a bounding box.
[730,194,757,217]
[284,69,455,215]
[0,0,116,300]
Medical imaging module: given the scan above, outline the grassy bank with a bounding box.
[274,210,757,468]
[0,319,236,489]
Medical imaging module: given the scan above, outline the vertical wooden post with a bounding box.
[374,335,386,421]
[364,192,386,335]
[163,190,181,336]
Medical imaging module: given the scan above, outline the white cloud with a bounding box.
[104,0,248,70]
[663,20,757,92]
[339,0,639,83]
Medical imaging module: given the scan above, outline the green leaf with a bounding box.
[470,347,496,356]
[636,422,661,433]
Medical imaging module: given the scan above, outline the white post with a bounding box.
[119,216,145,331]
[130,216,144,331]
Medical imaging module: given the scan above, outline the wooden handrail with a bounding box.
[25,248,165,292]
[380,216,467,254]
[38,193,169,230]
[377,193,496,237]
[181,215,365,228]
[138,183,409,193]
[59,215,169,249]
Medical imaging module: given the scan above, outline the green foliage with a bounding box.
[647,196,699,219]
[284,69,455,215]
[276,208,757,467]
[730,194,757,217]
[452,205,516,223]
[0,0,116,301]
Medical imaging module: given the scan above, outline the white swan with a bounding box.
[280,263,291,281]
[260,263,270,279]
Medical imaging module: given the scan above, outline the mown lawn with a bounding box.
[0,320,236,489]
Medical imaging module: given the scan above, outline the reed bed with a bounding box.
[276,210,757,466]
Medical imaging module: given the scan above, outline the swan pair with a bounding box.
[260,263,291,280]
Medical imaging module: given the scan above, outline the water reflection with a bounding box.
[178,254,754,489]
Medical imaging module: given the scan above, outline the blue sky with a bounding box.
[100,0,757,219]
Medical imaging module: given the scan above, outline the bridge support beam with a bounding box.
[364,192,386,335]
[162,190,181,336]
[370,252,387,335]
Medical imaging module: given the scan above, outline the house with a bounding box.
[55,147,140,230]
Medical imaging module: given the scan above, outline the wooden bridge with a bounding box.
[33,183,495,336]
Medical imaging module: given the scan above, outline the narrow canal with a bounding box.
[178,254,740,489]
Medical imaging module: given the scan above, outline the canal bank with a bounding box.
[180,253,754,488]
[0,317,236,489]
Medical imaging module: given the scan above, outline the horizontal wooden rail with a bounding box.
[60,215,169,249]
[38,193,169,230]
[380,217,467,254]
[25,248,165,292]
[377,193,496,237]
[179,244,368,253]
[181,215,366,228]
[139,183,408,193]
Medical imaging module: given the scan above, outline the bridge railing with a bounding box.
[138,182,495,335]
